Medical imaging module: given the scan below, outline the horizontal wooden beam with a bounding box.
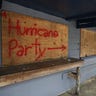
[0,59,83,87]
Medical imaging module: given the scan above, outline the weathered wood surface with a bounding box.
[80,29,96,57]
[0,58,83,87]
[2,10,68,66]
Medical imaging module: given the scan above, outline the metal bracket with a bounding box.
[68,72,77,80]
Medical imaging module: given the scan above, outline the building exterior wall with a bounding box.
[0,1,96,96]
[68,22,80,58]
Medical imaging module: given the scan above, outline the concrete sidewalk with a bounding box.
[59,76,96,96]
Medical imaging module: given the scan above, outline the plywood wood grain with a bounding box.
[80,29,96,57]
[2,10,68,66]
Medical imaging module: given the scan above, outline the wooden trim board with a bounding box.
[0,59,83,87]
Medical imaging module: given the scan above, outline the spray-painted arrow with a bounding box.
[47,45,66,51]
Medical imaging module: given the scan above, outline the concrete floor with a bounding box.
[59,76,96,96]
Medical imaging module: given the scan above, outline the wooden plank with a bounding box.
[0,58,81,76]
[0,11,2,65]
[2,10,68,66]
[0,59,83,87]
[80,29,96,57]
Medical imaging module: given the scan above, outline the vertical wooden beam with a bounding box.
[68,67,80,96]
[75,67,80,96]
[0,11,2,66]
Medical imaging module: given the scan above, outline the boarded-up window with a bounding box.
[80,29,96,57]
[2,11,68,66]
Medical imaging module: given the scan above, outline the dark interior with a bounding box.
[6,0,96,20]
[5,0,96,28]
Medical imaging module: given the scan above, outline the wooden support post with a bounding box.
[75,67,80,96]
[68,67,80,96]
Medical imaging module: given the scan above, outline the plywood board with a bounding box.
[80,29,96,57]
[2,11,68,66]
